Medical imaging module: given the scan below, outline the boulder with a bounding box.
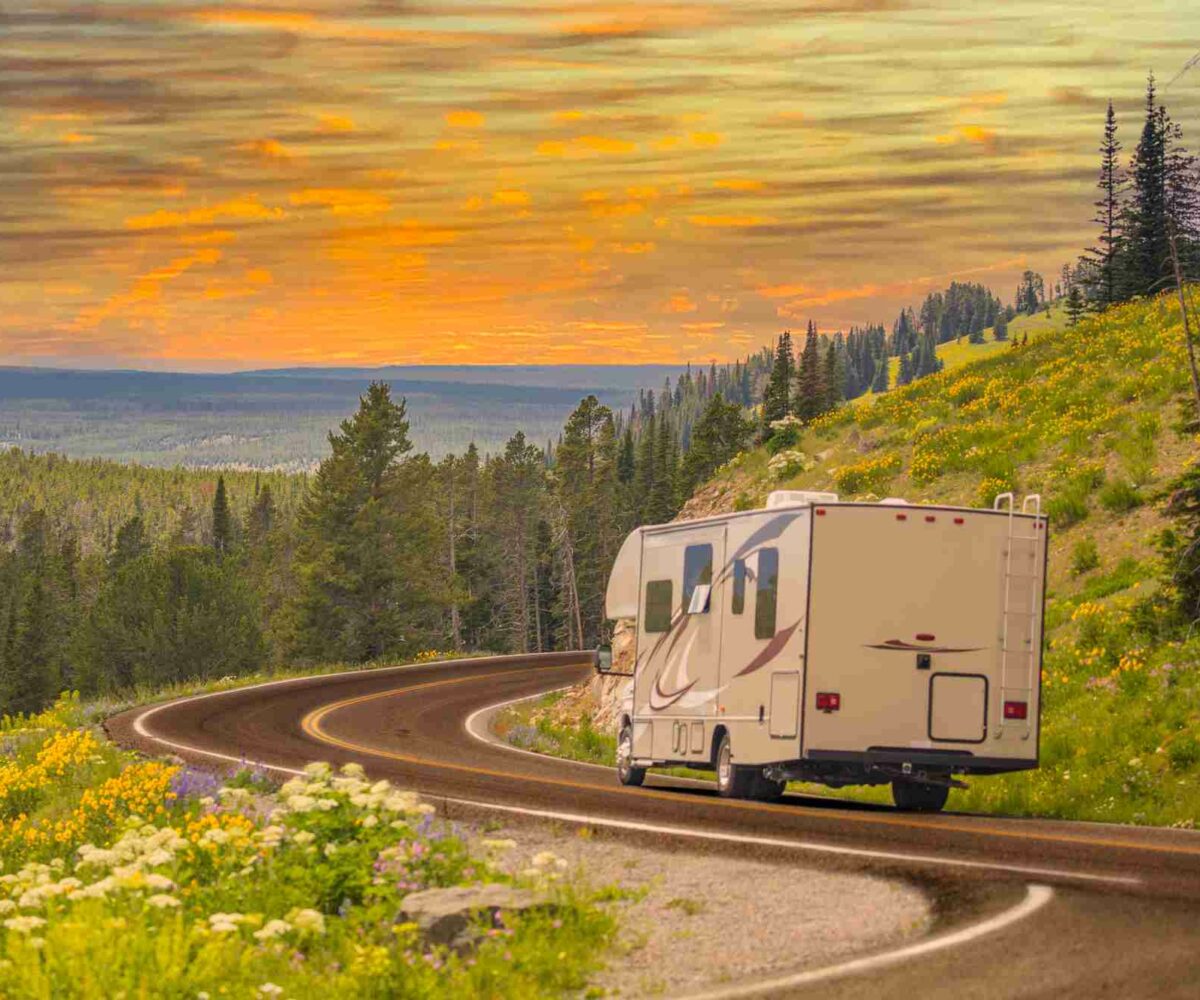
[397,884,548,951]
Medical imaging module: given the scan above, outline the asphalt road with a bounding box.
[108,653,1200,999]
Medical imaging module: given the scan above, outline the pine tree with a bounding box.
[994,315,1008,342]
[794,322,826,422]
[871,352,889,393]
[897,351,914,386]
[211,476,233,554]
[287,382,447,662]
[761,332,794,429]
[1124,74,1172,298]
[1066,284,1086,326]
[109,515,149,572]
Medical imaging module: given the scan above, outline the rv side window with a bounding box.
[755,548,779,639]
[682,544,713,613]
[644,580,673,633]
[731,559,746,615]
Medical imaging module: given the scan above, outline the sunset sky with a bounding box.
[2,1,1199,369]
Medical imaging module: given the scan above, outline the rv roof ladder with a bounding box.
[994,493,1044,739]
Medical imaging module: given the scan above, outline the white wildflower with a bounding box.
[288,908,326,935]
[147,894,180,909]
[253,919,292,941]
[360,815,378,829]
[258,984,283,997]
[291,830,316,846]
[340,762,365,778]
[286,795,316,813]
[303,762,331,780]
[3,916,46,934]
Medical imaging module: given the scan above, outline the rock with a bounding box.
[397,884,548,951]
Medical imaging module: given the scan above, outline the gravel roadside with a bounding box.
[470,819,932,998]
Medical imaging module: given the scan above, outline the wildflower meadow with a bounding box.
[0,695,614,998]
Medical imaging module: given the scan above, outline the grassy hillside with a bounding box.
[686,292,1199,825]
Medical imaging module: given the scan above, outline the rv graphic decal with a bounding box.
[641,514,808,713]
[864,639,984,653]
[733,618,803,677]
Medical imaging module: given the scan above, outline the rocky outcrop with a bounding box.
[398,883,549,951]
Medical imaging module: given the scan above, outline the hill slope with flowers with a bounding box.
[512,293,1200,827]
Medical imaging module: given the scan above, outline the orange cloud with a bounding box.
[290,188,391,216]
[125,195,285,230]
[934,124,998,151]
[663,291,697,314]
[73,248,223,331]
[445,110,485,129]
[688,214,776,227]
[187,9,318,30]
[715,178,764,192]
[237,138,295,161]
[318,114,356,133]
[611,241,656,254]
[537,135,637,157]
[60,132,95,145]
[492,189,531,208]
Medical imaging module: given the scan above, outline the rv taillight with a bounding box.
[816,692,840,713]
[1003,700,1028,720]
[815,508,826,516]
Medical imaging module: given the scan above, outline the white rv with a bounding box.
[596,491,1047,811]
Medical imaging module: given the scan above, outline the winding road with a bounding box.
[107,653,1200,999]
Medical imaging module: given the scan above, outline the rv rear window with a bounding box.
[731,559,747,615]
[682,544,713,614]
[755,548,779,639]
[644,580,673,633]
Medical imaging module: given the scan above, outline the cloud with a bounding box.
[933,124,999,152]
[125,196,285,230]
[688,214,777,228]
[492,189,532,207]
[445,110,485,128]
[714,178,764,191]
[237,138,295,162]
[289,188,392,216]
[662,291,697,314]
[537,135,638,157]
[317,113,356,132]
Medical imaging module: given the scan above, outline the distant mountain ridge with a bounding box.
[0,363,694,469]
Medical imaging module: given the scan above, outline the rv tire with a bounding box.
[891,780,949,812]
[715,732,757,799]
[617,724,646,787]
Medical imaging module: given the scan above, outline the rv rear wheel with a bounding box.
[891,780,949,812]
[617,724,646,787]
[715,732,757,799]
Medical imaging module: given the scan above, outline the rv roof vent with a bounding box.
[879,497,910,505]
[766,490,839,509]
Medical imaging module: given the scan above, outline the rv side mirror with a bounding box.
[594,645,613,673]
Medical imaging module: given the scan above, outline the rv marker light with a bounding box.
[925,515,936,523]
[1004,700,1028,720]
[815,692,840,713]
[895,513,907,521]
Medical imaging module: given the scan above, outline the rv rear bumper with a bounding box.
[805,748,1038,776]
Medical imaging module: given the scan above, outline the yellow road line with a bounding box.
[300,669,1200,860]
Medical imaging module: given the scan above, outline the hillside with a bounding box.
[516,293,1200,826]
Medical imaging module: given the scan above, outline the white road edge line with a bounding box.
[128,683,1142,890]
[677,883,1055,1000]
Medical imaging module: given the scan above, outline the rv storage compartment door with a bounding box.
[928,673,987,743]
[768,672,801,739]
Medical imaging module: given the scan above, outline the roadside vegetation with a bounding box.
[0,694,614,998]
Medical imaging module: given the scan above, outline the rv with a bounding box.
[596,491,1047,811]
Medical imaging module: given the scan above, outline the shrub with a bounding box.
[833,453,901,495]
[1099,477,1143,513]
[1071,538,1100,576]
